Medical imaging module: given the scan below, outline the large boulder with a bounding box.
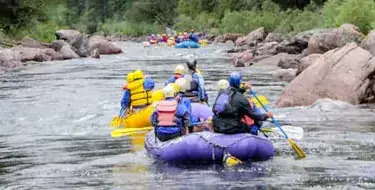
[12,46,61,62]
[55,29,82,44]
[361,29,375,56]
[232,50,254,67]
[275,43,375,107]
[245,27,267,45]
[276,38,308,54]
[88,35,122,54]
[277,54,301,69]
[255,42,279,56]
[50,40,79,59]
[213,35,225,43]
[236,27,267,47]
[254,53,291,67]
[20,36,49,49]
[224,33,242,43]
[297,53,322,75]
[308,24,365,54]
[55,29,90,57]
[265,33,285,43]
[272,68,297,82]
[215,33,242,44]
[0,48,22,69]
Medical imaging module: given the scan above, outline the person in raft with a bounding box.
[184,59,208,104]
[165,64,185,85]
[188,29,199,43]
[215,78,265,135]
[212,72,273,135]
[148,34,157,44]
[151,85,191,142]
[121,70,155,113]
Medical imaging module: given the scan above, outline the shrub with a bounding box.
[323,0,375,34]
[98,20,163,36]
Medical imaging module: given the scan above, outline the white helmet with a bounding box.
[163,85,175,98]
[175,64,185,75]
[217,79,229,91]
[175,78,187,92]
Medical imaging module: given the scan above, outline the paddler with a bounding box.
[121,69,155,113]
[215,78,264,135]
[212,72,273,135]
[165,64,185,85]
[151,85,191,142]
[161,34,168,43]
[148,34,157,44]
[188,29,199,43]
[184,59,208,104]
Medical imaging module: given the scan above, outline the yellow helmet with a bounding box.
[217,79,229,91]
[133,69,144,80]
[167,83,180,94]
[163,85,175,98]
[175,78,187,93]
[175,64,185,75]
[126,72,134,83]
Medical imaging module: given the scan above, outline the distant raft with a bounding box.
[175,40,200,48]
[145,131,275,164]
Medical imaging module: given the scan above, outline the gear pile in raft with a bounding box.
[112,59,306,165]
[144,29,208,48]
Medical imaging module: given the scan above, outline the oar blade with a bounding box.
[288,139,307,159]
[110,116,121,127]
[251,95,269,108]
[274,125,304,140]
[111,127,153,138]
[223,152,243,167]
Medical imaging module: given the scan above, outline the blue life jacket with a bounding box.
[213,90,235,116]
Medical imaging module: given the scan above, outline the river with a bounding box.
[1,42,375,189]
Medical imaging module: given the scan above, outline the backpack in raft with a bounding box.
[157,100,178,126]
[213,90,235,115]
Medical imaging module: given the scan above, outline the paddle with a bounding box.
[111,127,153,138]
[250,89,306,159]
[110,108,126,127]
[261,125,304,140]
[110,121,211,138]
[250,95,268,108]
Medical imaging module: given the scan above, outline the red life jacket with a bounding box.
[241,100,255,126]
[157,100,178,126]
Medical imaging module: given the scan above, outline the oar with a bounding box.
[250,95,268,108]
[110,108,125,127]
[261,125,304,140]
[110,121,211,138]
[111,127,153,138]
[250,89,306,159]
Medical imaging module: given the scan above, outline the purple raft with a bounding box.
[145,131,275,164]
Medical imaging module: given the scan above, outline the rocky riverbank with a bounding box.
[214,24,375,107]
[0,29,122,74]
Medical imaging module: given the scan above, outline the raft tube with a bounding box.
[175,41,200,48]
[145,131,275,164]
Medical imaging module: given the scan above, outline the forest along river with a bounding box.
[0,42,375,189]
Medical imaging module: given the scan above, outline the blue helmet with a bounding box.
[229,72,242,87]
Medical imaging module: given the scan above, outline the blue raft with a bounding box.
[145,131,275,164]
[175,41,200,48]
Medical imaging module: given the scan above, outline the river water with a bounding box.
[1,42,375,189]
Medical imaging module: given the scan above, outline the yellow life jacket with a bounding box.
[127,79,153,107]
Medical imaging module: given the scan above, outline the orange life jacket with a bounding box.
[241,100,255,126]
[157,100,178,126]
